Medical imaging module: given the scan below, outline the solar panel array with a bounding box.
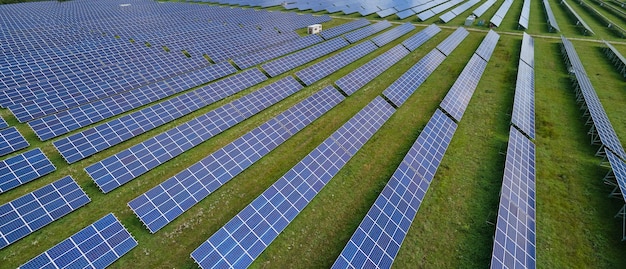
[0,148,56,194]
[578,0,626,38]
[440,0,481,23]
[473,0,498,17]
[296,41,378,86]
[490,0,514,27]
[344,21,393,44]
[519,0,531,29]
[233,34,324,70]
[0,117,8,130]
[400,24,441,52]
[560,36,626,159]
[370,22,415,47]
[0,176,90,250]
[603,40,626,77]
[383,28,469,107]
[561,0,595,35]
[511,33,536,140]
[262,37,349,77]
[490,127,537,269]
[418,0,465,21]
[320,18,370,40]
[191,97,395,269]
[19,213,137,269]
[86,76,303,193]
[53,68,268,164]
[542,0,561,32]
[0,127,29,156]
[128,86,346,233]
[333,109,457,268]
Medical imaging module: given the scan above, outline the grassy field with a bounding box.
[2,0,626,268]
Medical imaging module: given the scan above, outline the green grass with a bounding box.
[2,1,626,269]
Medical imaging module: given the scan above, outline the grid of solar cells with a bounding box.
[320,18,370,40]
[475,30,500,62]
[606,150,626,202]
[128,86,346,233]
[439,54,489,122]
[0,176,90,250]
[53,68,268,164]
[491,127,536,269]
[371,22,415,47]
[336,45,410,96]
[396,9,416,19]
[439,0,481,23]
[0,148,56,194]
[603,40,626,77]
[413,0,446,14]
[234,35,324,70]
[0,116,8,130]
[0,127,29,156]
[511,63,536,140]
[12,61,236,124]
[519,0,531,29]
[19,213,137,269]
[191,97,395,269]
[520,33,535,68]
[417,0,464,21]
[86,76,304,193]
[577,0,626,38]
[561,0,595,35]
[344,20,393,44]
[542,0,561,32]
[332,109,456,268]
[296,41,378,86]
[401,24,441,52]
[473,0,497,17]
[262,37,349,77]
[436,27,470,56]
[377,7,398,17]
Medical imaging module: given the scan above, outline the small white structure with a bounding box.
[307,24,322,34]
[465,15,476,26]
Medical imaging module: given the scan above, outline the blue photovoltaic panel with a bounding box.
[436,27,469,56]
[543,0,560,32]
[128,86,346,233]
[233,34,324,70]
[0,148,56,193]
[473,0,497,17]
[377,7,398,17]
[520,33,534,68]
[320,18,370,40]
[332,109,456,269]
[475,30,500,62]
[53,68,268,164]
[296,41,378,86]
[439,12,457,23]
[0,127,29,156]
[344,20,392,44]
[0,116,8,130]
[396,9,416,19]
[382,49,447,107]
[87,76,304,193]
[19,213,137,269]
[490,127,536,269]
[490,0,514,27]
[607,150,626,202]
[191,97,395,269]
[0,176,90,250]
[262,37,349,77]
[402,24,441,52]
[371,22,415,47]
[439,54,488,122]
[519,0,530,29]
[511,62,535,140]
[561,0,594,35]
[335,45,410,96]
[440,0,481,23]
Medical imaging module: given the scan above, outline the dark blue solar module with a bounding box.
[320,18,370,40]
[53,68,268,164]
[436,27,469,56]
[335,45,410,96]
[19,213,137,269]
[0,176,90,250]
[511,61,536,140]
[86,76,303,193]
[439,54,489,122]
[520,33,534,68]
[296,41,378,86]
[344,20,392,44]
[490,0,514,27]
[474,30,500,62]
[519,0,530,29]
[491,127,536,269]
[0,127,29,156]
[233,34,324,69]
[401,24,441,52]
[262,37,349,77]
[332,109,456,268]
[473,0,497,17]
[543,0,561,32]
[128,86,346,233]
[191,97,395,269]
[382,49,447,107]
[0,148,56,194]
[396,9,416,19]
[371,22,415,47]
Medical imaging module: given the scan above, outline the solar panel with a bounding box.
[396,9,416,19]
[439,12,457,23]
[296,40,378,86]
[543,0,560,32]
[191,97,395,269]
[0,148,56,193]
[371,22,415,47]
[436,27,469,56]
[473,0,497,17]
[0,127,29,156]
[262,37,349,77]
[475,30,500,62]
[128,86,346,233]
[490,0,514,27]
[603,40,626,78]
[490,127,536,269]
[86,76,304,193]
[417,9,436,21]
[344,20,392,44]
[519,0,531,29]
[320,18,370,40]
[0,176,90,250]
[333,109,457,268]
[606,150,626,202]
[511,61,536,140]
[561,0,595,35]
[376,7,398,17]
[401,24,441,52]
[19,213,137,269]
[439,55,488,122]
[0,116,8,130]
[234,34,324,69]
[520,33,534,68]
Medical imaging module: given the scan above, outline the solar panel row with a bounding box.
[401,24,442,52]
[519,0,531,29]
[439,54,489,122]
[19,213,137,269]
[437,27,470,56]
[129,86,346,233]
[418,0,464,21]
[603,40,626,77]
[439,0,481,23]
[333,109,457,268]
[0,148,56,194]
[0,176,90,250]
[86,76,304,193]
[511,33,536,140]
[233,34,324,70]
[191,96,395,269]
[320,18,370,40]
[262,37,349,77]
[371,22,415,47]
[473,0,497,17]
[53,68,268,164]
[490,0,514,27]
[561,0,595,35]
[344,20,393,44]
[0,127,29,157]
[542,0,561,32]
